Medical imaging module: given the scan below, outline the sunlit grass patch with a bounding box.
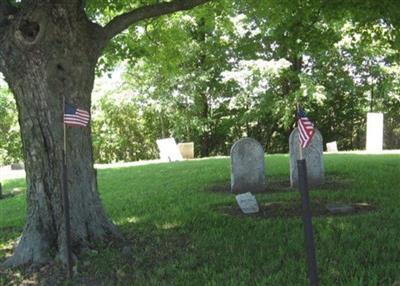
[0,154,400,285]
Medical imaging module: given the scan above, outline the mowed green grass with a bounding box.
[1,154,400,285]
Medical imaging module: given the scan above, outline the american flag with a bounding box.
[297,107,315,148]
[64,104,90,127]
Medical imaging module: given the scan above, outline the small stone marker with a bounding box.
[326,141,338,152]
[366,112,383,152]
[11,163,24,170]
[156,138,183,162]
[326,203,354,214]
[289,128,324,187]
[230,137,266,193]
[12,187,24,194]
[178,142,194,159]
[235,192,259,214]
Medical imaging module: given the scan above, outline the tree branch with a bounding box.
[103,0,211,41]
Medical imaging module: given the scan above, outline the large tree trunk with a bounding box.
[0,0,210,269]
[0,3,119,268]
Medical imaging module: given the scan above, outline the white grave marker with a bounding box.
[156,138,183,162]
[366,112,383,152]
[235,192,259,214]
[326,141,338,152]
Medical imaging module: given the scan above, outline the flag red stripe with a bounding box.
[64,120,88,126]
[64,118,89,125]
[298,116,314,148]
[76,110,89,118]
[64,115,89,122]
[64,119,88,124]
[298,121,309,140]
[64,122,87,127]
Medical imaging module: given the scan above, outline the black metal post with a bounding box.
[297,159,319,286]
[62,150,73,279]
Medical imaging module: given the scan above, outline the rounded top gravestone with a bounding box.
[289,128,324,187]
[230,137,266,193]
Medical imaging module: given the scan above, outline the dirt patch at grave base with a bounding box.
[216,200,375,219]
[207,175,353,194]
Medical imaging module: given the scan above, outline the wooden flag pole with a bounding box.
[62,97,73,279]
[296,102,319,286]
[297,159,319,286]
[296,103,304,160]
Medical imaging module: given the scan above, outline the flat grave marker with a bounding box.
[326,203,354,214]
[235,192,259,214]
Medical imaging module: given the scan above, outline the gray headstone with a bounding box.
[289,128,324,187]
[11,163,24,170]
[230,138,266,193]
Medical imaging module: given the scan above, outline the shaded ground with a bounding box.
[0,187,25,200]
[0,228,191,286]
[207,175,354,193]
[0,262,66,286]
[215,200,375,219]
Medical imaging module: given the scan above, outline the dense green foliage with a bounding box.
[0,88,22,165]
[91,1,400,161]
[1,1,400,164]
[1,154,400,284]
[92,92,160,163]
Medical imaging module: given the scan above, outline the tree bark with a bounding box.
[0,2,120,268]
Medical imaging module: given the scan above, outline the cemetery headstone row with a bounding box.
[230,130,325,197]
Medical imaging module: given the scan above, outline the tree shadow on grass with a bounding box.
[206,175,354,194]
[0,227,22,261]
[1,222,193,286]
[0,227,26,286]
[214,199,375,219]
[76,222,192,285]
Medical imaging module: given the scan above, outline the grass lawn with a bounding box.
[1,154,400,285]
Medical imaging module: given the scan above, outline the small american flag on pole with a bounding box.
[297,107,315,148]
[64,103,90,127]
